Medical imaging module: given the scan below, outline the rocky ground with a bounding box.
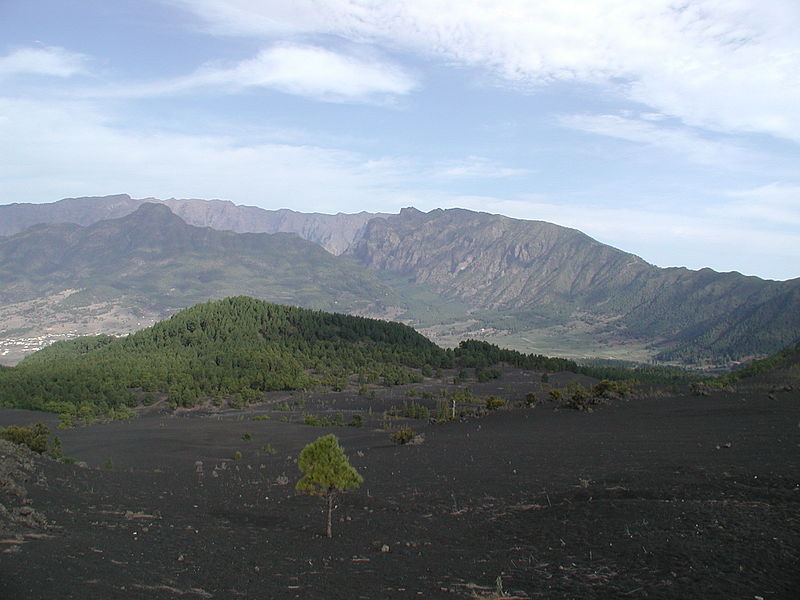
[1,370,798,599]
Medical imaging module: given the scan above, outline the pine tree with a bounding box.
[296,434,363,538]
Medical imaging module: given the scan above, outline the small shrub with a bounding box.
[525,392,538,407]
[475,368,501,382]
[390,428,415,445]
[303,414,333,427]
[104,458,114,470]
[566,383,591,410]
[548,389,563,401]
[233,450,243,461]
[348,414,364,427]
[261,443,277,455]
[592,379,633,398]
[241,432,252,441]
[485,396,506,410]
[251,415,271,421]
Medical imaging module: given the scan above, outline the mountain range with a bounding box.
[1,194,798,367]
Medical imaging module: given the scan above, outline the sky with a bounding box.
[0,1,798,280]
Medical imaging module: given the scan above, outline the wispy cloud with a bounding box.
[721,183,800,226]
[0,46,89,78]
[170,0,800,141]
[98,43,416,103]
[182,43,416,102]
[429,156,529,180]
[559,113,756,169]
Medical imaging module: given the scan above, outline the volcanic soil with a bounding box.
[1,370,799,599]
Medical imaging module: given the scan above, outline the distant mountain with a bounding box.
[0,203,405,332]
[350,207,800,362]
[2,195,799,366]
[0,194,385,255]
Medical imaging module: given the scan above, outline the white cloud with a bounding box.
[559,113,755,169]
[0,46,88,78]
[186,43,416,101]
[429,156,529,179]
[721,183,800,226]
[171,0,800,141]
[98,43,416,103]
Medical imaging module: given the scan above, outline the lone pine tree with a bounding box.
[296,434,363,538]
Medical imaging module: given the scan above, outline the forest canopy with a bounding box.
[0,296,691,421]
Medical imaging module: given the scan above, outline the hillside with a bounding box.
[2,195,799,366]
[351,208,800,363]
[0,203,407,342]
[0,296,450,417]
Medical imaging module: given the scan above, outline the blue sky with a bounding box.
[1,0,798,280]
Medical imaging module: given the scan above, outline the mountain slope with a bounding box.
[0,203,406,335]
[2,196,799,365]
[350,207,800,362]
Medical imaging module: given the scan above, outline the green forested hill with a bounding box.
[0,297,450,417]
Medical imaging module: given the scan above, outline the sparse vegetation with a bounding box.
[388,401,430,420]
[0,423,52,454]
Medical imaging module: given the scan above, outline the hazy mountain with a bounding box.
[0,194,385,255]
[0,194,144,235]
[2,195,799,366]
[0,203,405,335]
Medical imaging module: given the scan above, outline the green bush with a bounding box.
[390,427,415,445]
[0,423,51,453]
[485,396,506,410]
[592,379,632,398]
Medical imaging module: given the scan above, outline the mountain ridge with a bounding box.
[1,195,798,366]
[0,194,386,255]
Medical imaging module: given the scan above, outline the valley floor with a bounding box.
[1,379,799,599]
